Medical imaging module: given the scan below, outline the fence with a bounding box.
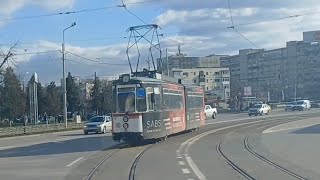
[0,122,85,137]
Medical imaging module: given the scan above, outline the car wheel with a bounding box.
[84,131,88,135]
[102,126,106,134]
[212,113,216,119]
[249,114,252,116]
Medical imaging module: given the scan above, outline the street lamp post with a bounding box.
[62,22,76,128]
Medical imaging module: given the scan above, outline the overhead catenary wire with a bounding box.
[0,0,157,22]
[118,0,148,24]
[226,0,259,48]
[66,51,127,66]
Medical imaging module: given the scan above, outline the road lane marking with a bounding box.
[178,161,185,165]
[0,146,15,150]
[185,156,206,180]
[29,148,47,153]
[0,134,41,140]
[66,157,84,167]
[182,168,191,174]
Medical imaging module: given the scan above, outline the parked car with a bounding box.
[248,104,271,116]
[284,101,296,111]
[292,100,311,111]
[204,105,217,119]
[83,116,112,135]
[311,101,320,108]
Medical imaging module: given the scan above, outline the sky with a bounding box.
[1,0,320,84]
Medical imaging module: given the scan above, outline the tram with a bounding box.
[111,70,205,145]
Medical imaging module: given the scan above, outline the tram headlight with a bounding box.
[123,116,129,122]
[123,123,129,129]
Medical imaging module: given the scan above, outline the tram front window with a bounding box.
[118,92,135,112]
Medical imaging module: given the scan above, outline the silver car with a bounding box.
[83,116,112,135]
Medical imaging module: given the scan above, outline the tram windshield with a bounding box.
[118,92,135,112]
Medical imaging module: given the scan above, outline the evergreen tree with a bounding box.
[45,82,61,116]
[90,76,102,114]
[66,72,80,113]
[100,83,113,114]
[0,67,26,120]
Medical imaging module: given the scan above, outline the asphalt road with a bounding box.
[0,109,319,180]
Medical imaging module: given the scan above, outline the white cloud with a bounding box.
[0,0,75,16]
[156,8,258,27]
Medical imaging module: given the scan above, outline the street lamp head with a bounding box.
[71,22,76,27]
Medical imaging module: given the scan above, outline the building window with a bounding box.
[183,72,188,77]
[194,79,196,83]
[206,79,208,83]
[194,72,196,75]
[215,79,220,82]
[206,72,208,75]
[223,78,230,82]
[215,72,219,75]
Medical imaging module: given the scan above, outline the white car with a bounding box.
[83,116,112,135]
[292,100,311,111]
[248,104,271,116]
[205,105,217,119]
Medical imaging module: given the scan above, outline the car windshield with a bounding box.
[89,117,104,123]
[253,104,262,108]
[296,101,304,105]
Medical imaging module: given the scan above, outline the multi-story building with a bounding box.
[172,67,230,101]
[157,54,228,76]
[221,30,320,101]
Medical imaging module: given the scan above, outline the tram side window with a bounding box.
[147,93,154,111]
[187,94,203,109]
[154,94,161,110]
[163,90,183,110]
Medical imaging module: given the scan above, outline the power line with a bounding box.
[118,0,148,24]
[163,37,205,52]
[13,50,60,56]
[232,28,259,48]
[227,0,234,27]
[226,0,259,48]
[66,51,127,66]
[0,0,156,22]
[235,10,320,27]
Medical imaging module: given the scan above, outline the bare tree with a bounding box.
[0,41,19,82]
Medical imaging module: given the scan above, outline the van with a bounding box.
[292,100,311,111]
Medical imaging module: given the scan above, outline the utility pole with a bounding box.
[166,48,169,76]
[94,72,98,115]
[62,22,76,129]
[294,81,297,101]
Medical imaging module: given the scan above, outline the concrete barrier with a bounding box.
[0,122,85,137]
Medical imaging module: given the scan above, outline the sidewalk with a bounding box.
[255,117,320,178]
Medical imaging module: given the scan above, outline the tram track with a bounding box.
[215,115,314,180]
[244,135,308,180]
[83,142,154,180]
